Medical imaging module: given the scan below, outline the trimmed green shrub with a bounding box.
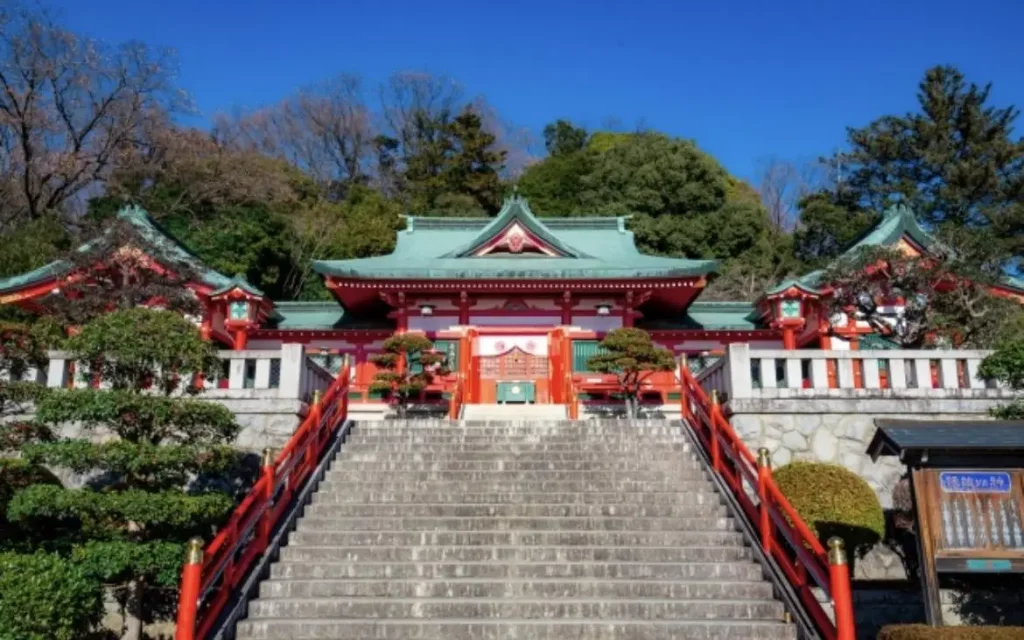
[878,625,1024,639]
[0,458,61,541]
[773,460,885,555]
[0,552,103,640]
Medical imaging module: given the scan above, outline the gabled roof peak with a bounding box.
[442,195,589,259]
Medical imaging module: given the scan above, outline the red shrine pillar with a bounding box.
[458,291,470,325]
[623,291,635,328]
[561,291,572,325]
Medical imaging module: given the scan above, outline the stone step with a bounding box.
[286,530,747,547]
[331,460,700,472]
[336,452,698,462]
[309,481,704,492]
[301,501,722,518]
[268,560,768,581]
[246,597,786,621]
[258,577,775,600]
[347,428,687,438]
[339,442,694,453]
[296,515,733,532]
[344,433,687,443]
[277,545,753,563]
[319,470,708,484]
[238,619,796,640]
[303,491,727,506]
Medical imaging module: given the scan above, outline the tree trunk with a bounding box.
[625,395,638,420]
[121,578,145,640]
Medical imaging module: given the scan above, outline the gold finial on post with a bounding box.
[828,537,848,566]
[261,447,275,468]
[757,447,772,469]
[341,353,351,373]
[185,537,204,565]
[312,389,322,406]
[710,389,720,406]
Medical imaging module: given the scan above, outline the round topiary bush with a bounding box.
[773,460,885,556]
[0,552,103,640]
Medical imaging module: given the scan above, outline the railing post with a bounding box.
[679,355,693,424]
[709,390,722,471]
[757,447,774,554]
[257,448,275,548]
[828,537,856,640]
[174,537,204,640]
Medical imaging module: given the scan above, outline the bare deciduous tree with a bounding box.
[106,117,297,218]
[0,4,188,228]
[218,74,374,196]
[756,157,835,231]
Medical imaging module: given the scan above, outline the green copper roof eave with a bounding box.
[1000,275,1024,292]
[440,195,589,258]
[311,260,719,280]
[210,274,265,297]
[0,205,244,295]
[267,301,392,330]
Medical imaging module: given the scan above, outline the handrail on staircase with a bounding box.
[174,356,353,640]
[448,375,464,419]
[679,366,856,640]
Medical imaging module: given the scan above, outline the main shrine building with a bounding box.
[2,195,1021,405]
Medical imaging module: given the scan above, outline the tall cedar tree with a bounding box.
[586,328,676,419]
[370,334,448,418]
[833,65,1024,270]
[6,309,239,640]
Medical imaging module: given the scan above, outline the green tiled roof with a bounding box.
[638,301,764,331]
[268,301,393,330]
[1001,275,1024,292]
[313,195,718,280]
[764,204,941,297]
[0,206,245,295]
[210,274,265,297]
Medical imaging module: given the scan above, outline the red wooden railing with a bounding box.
[679,366,855,640]
[174,356,352,640]
[448,375,464,419]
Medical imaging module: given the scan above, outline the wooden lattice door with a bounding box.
[480,347,548,380]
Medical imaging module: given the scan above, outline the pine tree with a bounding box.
[6,309,238,640]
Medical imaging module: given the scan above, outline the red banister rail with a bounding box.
[679,366,855,640]
[448,376,464,419]
[175,356,352,640]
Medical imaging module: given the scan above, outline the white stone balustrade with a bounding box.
[43,343,334,402]
[709,343,1010,401]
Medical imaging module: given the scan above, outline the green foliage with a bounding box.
[0,552,103,640]
[878,625,1024,640]
[65,308,222,393]
[22,440,239,489]
[162,203,295,299]
[7,485,232,537]
[36,389,239,445]
[72,540,184,588]
[980,340,1024,419]
[543,120,588,157]
[0,215,72,279]
[773,461,885,556]
[587,328,675,418]
[400,107,507,215]
[793,192,880,267]
[0,420,54,453]
[979,340,1024,390]
[370,333,448,417]
[0,459,61,543]
[834,65,1024,268]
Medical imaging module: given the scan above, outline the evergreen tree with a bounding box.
[6,309,239,640]
[834,65,1024,268]
[793,192,880,267]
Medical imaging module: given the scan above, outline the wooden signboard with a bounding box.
[911,468,1024,624]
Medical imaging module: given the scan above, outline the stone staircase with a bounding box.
[460,403,568,421]
[235,419,798,639]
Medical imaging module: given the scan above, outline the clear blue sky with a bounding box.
[47,0,1024,182]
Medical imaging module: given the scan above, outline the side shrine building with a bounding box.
[2,195,1021,406]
